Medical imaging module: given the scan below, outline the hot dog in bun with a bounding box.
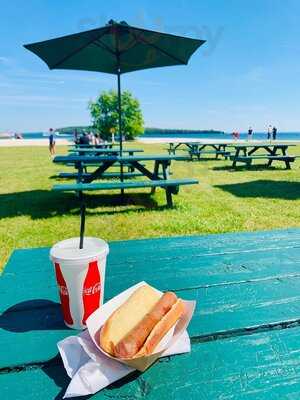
[100,285,185,359]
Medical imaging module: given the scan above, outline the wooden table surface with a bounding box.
[54,154,190,164]
[230,143,296,148]
[168,142,228,152]
[71,143,118,147]
[1,228,300,399]
[68,148,144,154]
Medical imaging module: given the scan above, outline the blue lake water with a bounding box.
[14,131,300,141]
[20,132,73,139]
[142,131,300,141]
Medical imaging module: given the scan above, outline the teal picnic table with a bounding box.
[53,154,198,245]
[54,154,188,183]
[67,147,144,173]
[230,143,296,169]
[53,154,197,208]
[168,142,230,159]
[2,228,300,399]
[64,148,144,176]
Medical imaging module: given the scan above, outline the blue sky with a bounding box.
[1,0,300,132]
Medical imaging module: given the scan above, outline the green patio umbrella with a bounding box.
[24,20,205,247]
[24,20,205,154]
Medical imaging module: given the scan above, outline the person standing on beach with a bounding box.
[267,125,272,140]
[248,127,253,140]
[272,126,277,140]
[49,128,56,156]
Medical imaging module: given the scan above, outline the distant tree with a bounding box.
[89,90,144,140]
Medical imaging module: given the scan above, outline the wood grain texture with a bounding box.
[2,327,300,399]
[2,274,300,369]
[1,229,300,398]
[52,178,198,192]
[1,229,300,313]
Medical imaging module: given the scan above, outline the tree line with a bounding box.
[56,90,223,139]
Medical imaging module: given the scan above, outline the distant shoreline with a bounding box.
[1,137,300,147]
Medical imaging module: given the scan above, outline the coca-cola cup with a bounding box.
[50,237,109,329]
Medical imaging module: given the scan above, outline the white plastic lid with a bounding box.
[50,237,109,262]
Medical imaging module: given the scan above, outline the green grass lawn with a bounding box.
[0,143,299,269]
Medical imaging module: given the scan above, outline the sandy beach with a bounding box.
[0,138,70,147]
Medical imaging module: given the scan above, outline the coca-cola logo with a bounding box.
[83,282,101,295]
[58,285,69,296]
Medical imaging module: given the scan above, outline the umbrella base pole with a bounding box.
[120,161,125,200]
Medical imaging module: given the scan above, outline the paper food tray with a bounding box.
[86,281,195,371]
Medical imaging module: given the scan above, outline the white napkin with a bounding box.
[58,329,191,398]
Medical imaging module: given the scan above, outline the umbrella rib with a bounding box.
[93,39,116,56]
[50,29,109,69]
[128,29,187,65]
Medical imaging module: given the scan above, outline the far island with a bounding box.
[56,126,225,139]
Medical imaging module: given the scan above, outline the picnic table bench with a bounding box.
[168,142,230,159]
[2,228,300,399]
[68,148,144,156]
[230,143,296,169]
[53,154,196,208]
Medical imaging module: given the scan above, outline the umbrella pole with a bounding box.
[117,68,124,199]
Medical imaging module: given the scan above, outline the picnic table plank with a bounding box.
[168,142,231,160]
[2,247,300,314]
[53,179,198,192]
[2,326,300,399]
[58,171,146,179]
[2,240,300,368]
[105,228,300,263]
[231,143,296,148]
[2,245,299,311]
[168,142,228,151]
[54,155,190,164]
[52,179,198,208]
[3,274,300,369]
[54,153,195,207]
[68,148,144,153]
[1,229,300,312]
[2,229,300,398]
[0,304,70,369]
[230,143,296,169]
[3,229,300,278]
[0,241,300,294]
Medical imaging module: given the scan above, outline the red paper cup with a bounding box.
[50,237,109,329]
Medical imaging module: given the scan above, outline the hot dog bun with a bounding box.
[99,285,185,359]
[99,285,161,355]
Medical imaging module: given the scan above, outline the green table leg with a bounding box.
[151,161,160,194]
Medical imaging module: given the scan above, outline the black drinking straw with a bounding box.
[79,191,85,249]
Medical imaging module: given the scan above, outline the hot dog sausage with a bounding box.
[114,291,177,358]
